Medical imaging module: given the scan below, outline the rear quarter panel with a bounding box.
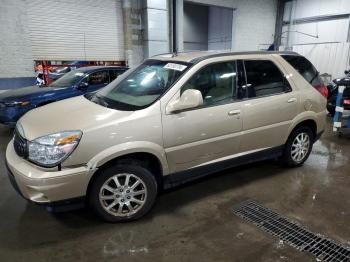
[274,55,327,138]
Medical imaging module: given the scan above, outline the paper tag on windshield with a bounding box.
[164,63,187,71]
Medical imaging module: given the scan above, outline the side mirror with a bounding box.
[345,70,349,75]
[167,89,203,114]
[77,81,89,90]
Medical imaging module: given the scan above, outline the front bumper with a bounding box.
[5,139,96,207]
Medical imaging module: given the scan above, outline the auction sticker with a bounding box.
[164,63,187,71]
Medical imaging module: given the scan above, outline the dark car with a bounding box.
[327,77,350,116]
[0,66,128,126]
[49,61,91,80]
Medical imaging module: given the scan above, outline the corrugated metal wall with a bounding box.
[293,43,350,79]
[26,0,124,61]
[282,0,350,78]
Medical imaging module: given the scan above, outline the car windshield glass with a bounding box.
[49,70,86,87]
[89,60,191,110]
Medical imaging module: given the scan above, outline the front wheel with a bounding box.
[88,164,158,222]
[281,126,314,167]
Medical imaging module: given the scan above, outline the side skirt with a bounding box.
[163,145,284,189]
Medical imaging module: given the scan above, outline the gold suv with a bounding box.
[6,51,327,222]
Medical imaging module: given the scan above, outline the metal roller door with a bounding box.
[26,0,124,61]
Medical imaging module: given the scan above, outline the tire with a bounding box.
[281,126,314,167]
[88,164,158,222]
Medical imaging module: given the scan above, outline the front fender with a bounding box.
[87,141,170,175]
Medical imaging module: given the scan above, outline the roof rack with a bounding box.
[189,50,299,63]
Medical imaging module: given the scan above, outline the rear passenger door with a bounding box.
[240,59,299,152]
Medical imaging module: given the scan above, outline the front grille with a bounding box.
[233,200,350,262]
[13,128,28,158]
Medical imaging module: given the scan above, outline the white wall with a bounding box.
[208,6,233,50]
[284,0,350,21]
[183,2,209,51]
[293,43,350,79]
[282,0,350,77]
[282,19,349,46]
[187,0,277,51]
[183,2,234,51]
[142,0,170,57]
[0,0,34,78]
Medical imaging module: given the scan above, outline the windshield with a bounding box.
[88,60,191,110]
[49,70,86,87]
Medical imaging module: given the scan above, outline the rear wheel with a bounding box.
[281,126,313,167]
[88,164,158,222]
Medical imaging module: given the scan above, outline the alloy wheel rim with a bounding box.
[99,173,147,217]
[291,132,310,163]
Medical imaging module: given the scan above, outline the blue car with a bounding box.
[0,66,128,126]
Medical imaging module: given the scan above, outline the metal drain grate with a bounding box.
[233,200,350,262]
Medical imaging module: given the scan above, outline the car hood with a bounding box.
[19,96,134,141]
[0,85,69,102]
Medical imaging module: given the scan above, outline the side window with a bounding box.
[244,60,291,98]
[281,55,323,87]
[110,69,123,82]
[88,71,109,85]
[181,61,237,107]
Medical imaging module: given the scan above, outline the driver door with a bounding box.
[162,61,244,173]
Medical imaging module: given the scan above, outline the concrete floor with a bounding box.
[0,118,349,262]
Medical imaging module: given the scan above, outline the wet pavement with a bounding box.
[0,117,349,262]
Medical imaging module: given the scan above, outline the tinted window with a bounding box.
[110,69,124,82]
[49,70,85,87]
[181,61,237,107]
[88,71,109,85]
[281,55,323,87]
[244,60,291,98]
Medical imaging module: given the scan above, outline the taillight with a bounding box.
[314,85,328,98]
[344,99,350,105]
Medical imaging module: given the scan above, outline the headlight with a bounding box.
[28,131,82,167]
[5,101,30,107]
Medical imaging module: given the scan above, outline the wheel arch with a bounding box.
[86,151,166,197]
[288,119,317,142]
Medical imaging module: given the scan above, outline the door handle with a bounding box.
[287,98,297,103]
[228,109,241,116]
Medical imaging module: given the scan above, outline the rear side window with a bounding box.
[244,60,291,98]
[281,55,323,87]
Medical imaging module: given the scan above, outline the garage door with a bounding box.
[26,0,124,61]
